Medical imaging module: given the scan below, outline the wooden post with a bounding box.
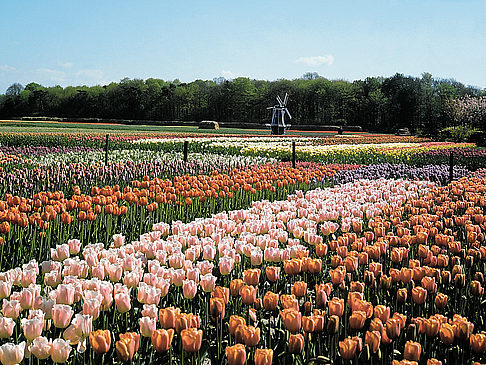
[292,141,296,168]
[449,150,454,183]
[105,134,109,165]
[183,141,189,162]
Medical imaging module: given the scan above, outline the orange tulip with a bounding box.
[470,333,486,353]
[280,308,302,333]
[328,297,344,317]
[280,294,299,311]
[159,307,180,329]
[89,329,111,354]
[424,318,440,337]
[228,316,246,337]
[397,288,408,303]
[181,328,203,352]
[412,287,427,305]
[288,333,304,354]
[254,348,273,365]
[330,268,345,285]
[265,266,280,282]
[116,338,136,362]
[339,338,358,360]
[404,340,421,361]
[284,259,301,275]
[327,315,340,334]
[225,344,246,365]
[308,258,322,274]
[426,359,442,365]
[230,279,244,296]
[239,285,257,305]
[439,323,455,345]
[374,305,390,324]
[315,243,328,257]
[302,315,316,333]
[386,318,401,340]
[242,325,260,347]
[349,311,367,330]
[291,281,307,298]
[263,291,279,311]
[471,281,484,296]
[212,286,230,304]
[151,328,174,352]
[434,292,448,309]
[243,269,261,286]
[210,297,225,321]
[119,332,140,354]
[365,330,381,353]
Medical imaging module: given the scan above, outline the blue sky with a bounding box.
[1,0,485,93]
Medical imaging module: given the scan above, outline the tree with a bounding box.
[5,83,24,96]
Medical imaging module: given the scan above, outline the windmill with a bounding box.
[267,93,292,135]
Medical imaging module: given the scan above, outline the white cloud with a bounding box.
[0,64,16,72]
[221,70,237,79]
[61,62,74,68]
[295,55,334,66]
[36,68,67,83]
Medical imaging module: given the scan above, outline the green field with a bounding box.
[0,120,346,136]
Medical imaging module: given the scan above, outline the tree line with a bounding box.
[1,72,485,134]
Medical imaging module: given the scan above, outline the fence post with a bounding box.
[292,141,296,168]
[183,140,189,162]
[105,134,109,165]
[449,151,454,183]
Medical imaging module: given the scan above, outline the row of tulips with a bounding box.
[1,176,474,364]
[0,162,357,271]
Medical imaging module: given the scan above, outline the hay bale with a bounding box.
[199,120,219,129]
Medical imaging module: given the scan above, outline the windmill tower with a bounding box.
[267,93,292,135]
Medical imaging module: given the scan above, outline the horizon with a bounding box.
[1,0,485,93]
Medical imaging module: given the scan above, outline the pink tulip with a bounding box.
[67,239,81,255]
[19,288,36,310]
[0,341,25,365]
[44,271,62,287]
[186,268,200,283]
[40,298,56,319]
[139,316,157,337]
[0,281,13,300]
[112,234,125,248]
[91,265,105,280]
[107,264,123,282]
[51,244,70,262]
[141,304,158,319]
[30,336,52,360]
[202,245,216,260]
[123,271,141,288]
[170,269,185,287]
[55,284,75,306]
[52,304,74,329]
[196,261,214,275]
[0,316,15,338]
[2,299,21,320]
[115,292,131,313]
[51,338,71,363]
[62,324,80,345]
[21,316,44,341]
[200,274,217,293]
[182,279,197,299]
[82,299,101,320]
[219,256,235,275]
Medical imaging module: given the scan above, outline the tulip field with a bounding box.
[0,131,486,364]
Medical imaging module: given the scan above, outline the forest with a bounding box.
[1,72,485,134]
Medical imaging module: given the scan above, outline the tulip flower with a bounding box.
[89,329,111,354]
[225,344,246,365]
[52,304,74,329]
[210,297,225,321]
[0,342,25,365]
[159,307,181,329]
[30,336,52,360]
[254,348,273,365]
[328,297,345,317]
[280,308,302,333]
[288,333,304,354]
[404,340,422,361]
[439,323,455,345]
[339,338,358,360]
[51,338,72,363]
[0,317,15,338]
[181,328,203,353]
[349,311,367,330]
[365,330,381,353]
[229,316,246,337]
[411,287,427,305]
[239,285,257,305]
[151,328,174,352]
